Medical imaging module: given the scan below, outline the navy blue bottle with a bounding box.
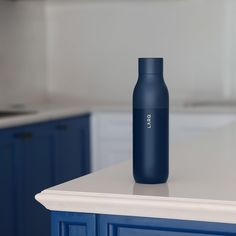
[133,58,169,184]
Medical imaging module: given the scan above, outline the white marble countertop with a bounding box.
[36,123,236,224]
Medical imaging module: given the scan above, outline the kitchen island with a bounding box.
[36,123,236,235]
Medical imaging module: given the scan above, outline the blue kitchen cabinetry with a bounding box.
[0,128,21,236]
[51,212,96,236]
[0,114,90,236]
[15,123,54,236]
[52,211,236,236]
[53,116,90,184]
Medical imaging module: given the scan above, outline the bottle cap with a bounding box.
[139,58,163,75]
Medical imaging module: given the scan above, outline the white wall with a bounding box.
[229,0,236,99]
[0,1,48,107]
[0,0,235,107]
[46,0,236,106]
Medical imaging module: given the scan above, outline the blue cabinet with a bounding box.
[51,212,96,236]
[15,123,54,236]
[51,212,236,236]
[53,115,90,184]
[0,114,90,236]
[0,129,20,236]
[98,214,236,236]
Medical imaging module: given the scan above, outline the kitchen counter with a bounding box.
[36,122,236,224]
[0,103,131,129]
[1,102,236,129]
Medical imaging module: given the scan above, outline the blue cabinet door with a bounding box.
[98,215,236,236]
[0,115,91,236]
[53,115,90,185]
[0,128,21,236]
[51,212,96,236]
[15,123,54,236]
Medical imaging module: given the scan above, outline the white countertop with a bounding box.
[1,102,236,129]
[0,103,131,129]
[36,122,236,224]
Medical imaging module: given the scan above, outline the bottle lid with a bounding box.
[139,58,163,75]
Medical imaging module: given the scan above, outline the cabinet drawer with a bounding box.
[115,227,219,236]
[98,215,236,236]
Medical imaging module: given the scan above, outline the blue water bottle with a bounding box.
[133,58,169,184]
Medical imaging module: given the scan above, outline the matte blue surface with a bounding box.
[51,211,236,236]
[0,128,19,236]
[98,214,236,236]
[0,114,90,236]
[133,58,169,184]
[53,115,90,185]
[16,123,53,236]
[51,212,96,236]
[139,57,163,75]
[133,108,169,184]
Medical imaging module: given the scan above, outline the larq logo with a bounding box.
[147,114,152,128]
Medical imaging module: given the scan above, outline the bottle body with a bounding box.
[133,58,169,184]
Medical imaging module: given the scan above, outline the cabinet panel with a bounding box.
[115,227,218,236]
[15,124,53,236]
[51,212,96,236]
[53,115,90,184]
[62,223,87,236]
[98,215,236,236]
[0,129,19,236]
